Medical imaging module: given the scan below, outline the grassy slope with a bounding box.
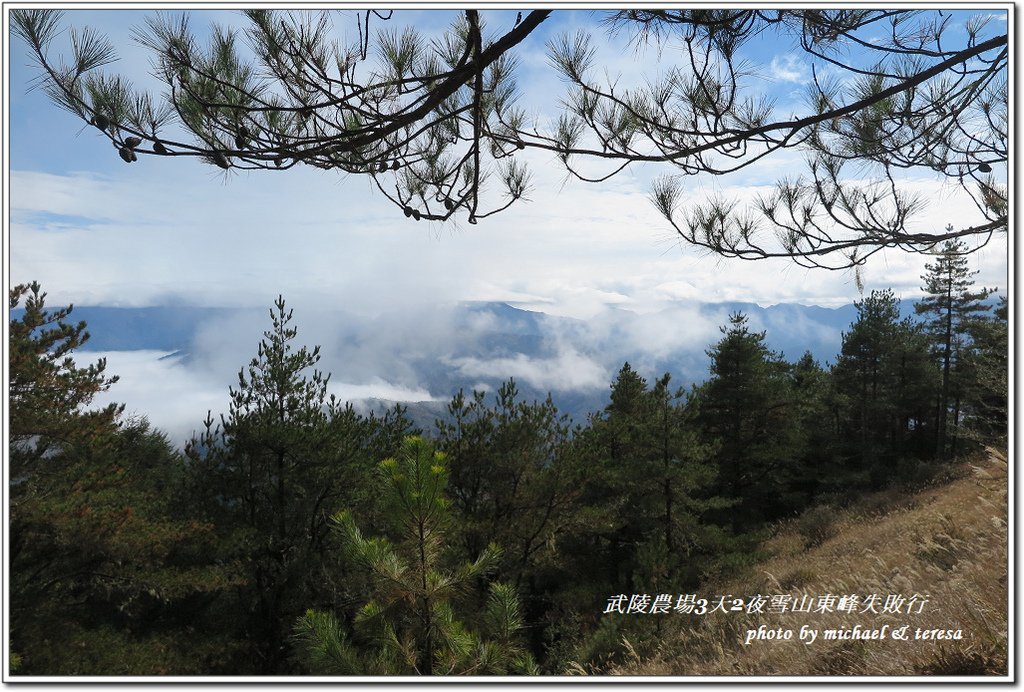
[610,448,1009,677]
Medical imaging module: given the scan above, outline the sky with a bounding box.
[5,7,1012,443]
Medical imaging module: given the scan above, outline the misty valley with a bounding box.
[8,244,1008,676]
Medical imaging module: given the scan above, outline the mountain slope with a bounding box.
[606,449,1009,678]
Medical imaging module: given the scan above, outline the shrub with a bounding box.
[796,505,840,549]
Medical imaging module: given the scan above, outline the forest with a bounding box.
[7,239,1007,676]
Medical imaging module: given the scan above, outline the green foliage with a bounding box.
[293,436,535,675]
[436,380,579,582]
[831,290,937,486]
[540,363,735,672]
[962,296,1008,443]
[915,238,998,456]
[183,296,416,673]
[696,313,808,527]
[10,415,245,674]
[9,284,242,674]
[8,281,1004,675]
[9,282,122,460]
[9,649,22,675]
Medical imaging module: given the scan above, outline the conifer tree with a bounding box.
[962,296,1008,444]
[9,282,122,459]
[570,365,723,593]
[293,436,536,675]
[9,284,240,674]
[576,363,652,589]
[786,352,832,502]
[696,313,804,528]
[436,380,578,586]
[636,374,723,587]
[185,296,370,672]
[914,236,996,458]
[832,289,936,484]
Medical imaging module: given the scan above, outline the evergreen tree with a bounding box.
[184,296,403,673]
[832,289,936,485]
[551,366,735,670]
[9,282,122,460]
[565,365,724,596]
[436,380,578,585]
[915,237,996,458]
[9,284,239,674]
[961,296,1008,444]
[789,352,835,501]
[293,436,536,675]
[695,314,805,529]
[634,374,724,589]
[571,363,652,591]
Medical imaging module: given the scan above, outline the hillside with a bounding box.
[604,448,1009,678]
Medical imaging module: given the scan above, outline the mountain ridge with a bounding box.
[12,298,943,437]
[16,299,879,355]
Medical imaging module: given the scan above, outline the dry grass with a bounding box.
[609,448,1009,678]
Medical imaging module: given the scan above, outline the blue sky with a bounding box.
[8,7,1009,313]
[5,7,1011,441]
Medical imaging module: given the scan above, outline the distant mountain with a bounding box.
[8,305,250,352]
[8,299,902,359]
[9,298,936,434]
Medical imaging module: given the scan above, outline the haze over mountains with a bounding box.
[41,298,918,443]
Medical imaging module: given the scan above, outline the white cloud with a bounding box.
[82,347,441,448]
[328,379,438,404]
[8,10,1008,339]
[10,151,1006,322]
[615,304,725,361]
[769,53,809,83]
[83,350,231,445]
[446,348,608,393]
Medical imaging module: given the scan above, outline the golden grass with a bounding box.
[609,448,1009,678]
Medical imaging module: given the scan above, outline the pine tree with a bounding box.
[636,374,723,589]
[696,313,804,529]
[185,296,379,673]
[293,436,536,675]
[9,284,241,674]
[789,352,834,501]
[914,237,996,458]
[577,363,653,590]
[832,289,936,485]
[9,282,122,459]
[961,296,1008,444]
[568,365,723,596]
[436,380,578,586]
